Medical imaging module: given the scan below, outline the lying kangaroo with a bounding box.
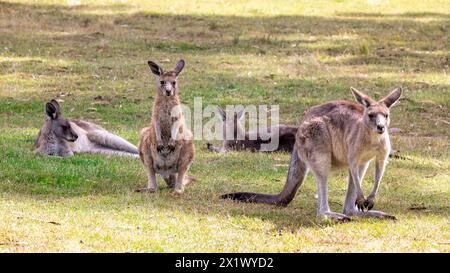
[35,99,139,157]
[222,87,403,221]
[138,60,195,194]
[207,107,297,153]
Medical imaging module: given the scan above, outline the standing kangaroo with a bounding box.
[137,60,195,194]
[206,107,297,153]
[35,99,139,157]
[222,87,403,221]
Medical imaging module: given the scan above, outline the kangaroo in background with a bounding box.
[207,107,297,153]
[35,99,139,157]
[138,60,195,195]
[222,87,403,222]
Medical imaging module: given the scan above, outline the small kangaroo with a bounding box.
[207,107,297,153]
[35,99,139,157]
[222,87,403,221]
[137,60,195,194]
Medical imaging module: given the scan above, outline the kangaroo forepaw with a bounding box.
[156,144,164,153]
[364,197,375,210]
[355,197,366,211]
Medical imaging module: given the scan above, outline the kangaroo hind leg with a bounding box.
[297,120,350,222]
[136,147,158,193]
[310,160,351,222]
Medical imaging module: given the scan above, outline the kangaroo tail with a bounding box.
[220,145,308,206]
[87,130,139,155]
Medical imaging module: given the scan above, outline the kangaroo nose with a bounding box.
[377,125,385,133]
[165,90,171,96]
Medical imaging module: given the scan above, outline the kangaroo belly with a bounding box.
[153,149,181,176]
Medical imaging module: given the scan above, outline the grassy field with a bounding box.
[0,0,449,252]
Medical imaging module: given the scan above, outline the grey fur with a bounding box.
[35,100,138,158]
[221,87,403,222]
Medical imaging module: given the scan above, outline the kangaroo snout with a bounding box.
[165,89,172,96]
[376,125,385,134]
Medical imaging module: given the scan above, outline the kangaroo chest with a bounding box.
[355,136,390,164]
[159,114,180,140]
[151,99,184,174]
[155,101,183,141]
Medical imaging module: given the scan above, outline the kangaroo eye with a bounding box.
[368,114,375,119]
[172,81,176,86]
[160,81,165,85]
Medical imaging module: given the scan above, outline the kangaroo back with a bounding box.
[86,129,138,154]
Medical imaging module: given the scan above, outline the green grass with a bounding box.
[0,0,449,252]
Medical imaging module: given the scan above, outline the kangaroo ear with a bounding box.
[148,61,163,76]
[380,87,403,108]
[46,102,58,119]
[174,59,185,76]
[351,87,374,108]
[217,107,226,121]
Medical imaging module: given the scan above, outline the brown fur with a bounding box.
[138,60,195,194]
[222,87,403,221]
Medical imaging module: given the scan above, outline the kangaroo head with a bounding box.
[45,100,78,142]
[217,107,245,140]
[148,59,185,97]
[351,87,403,135]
